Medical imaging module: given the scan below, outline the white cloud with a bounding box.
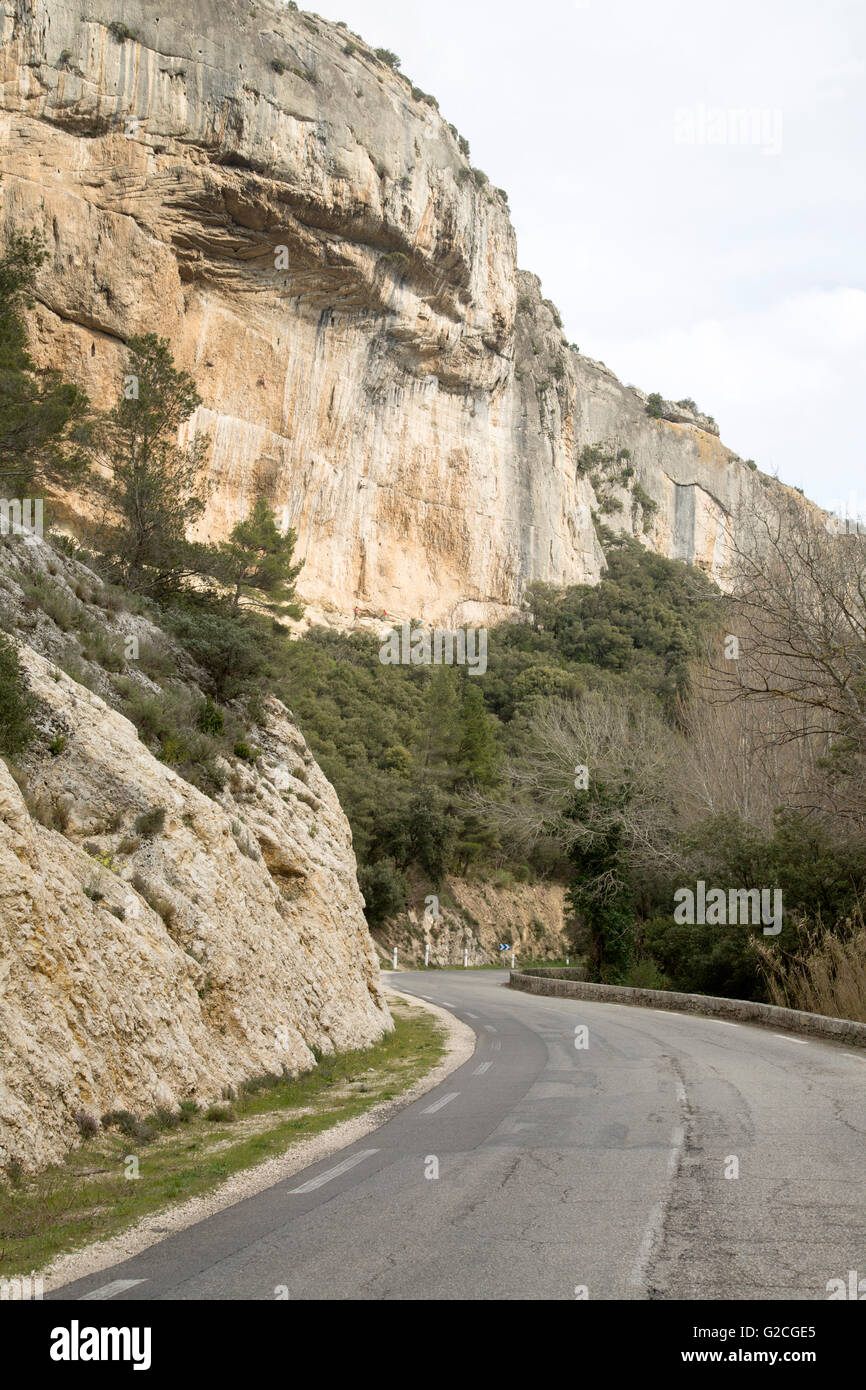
[316,0,865,506]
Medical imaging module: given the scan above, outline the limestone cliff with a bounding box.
[0,0,802,625]
[374,877,570,972]
[0,534,390,1170]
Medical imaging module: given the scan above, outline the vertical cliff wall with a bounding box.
[0,0,799,622]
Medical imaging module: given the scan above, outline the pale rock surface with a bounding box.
[376,877,569,970]
[0,624,390,1171]
[0,0,807,625]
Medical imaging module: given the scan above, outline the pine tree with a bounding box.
[103,334,208,594]
[417,666,461,781]
[458,682,499,786]
[0,633,34,758]
[0,229,92,497]
[218,497,304,616]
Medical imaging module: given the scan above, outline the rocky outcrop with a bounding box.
[0,536,390,1171]
[0,0,804,625]
[375,877,569,970]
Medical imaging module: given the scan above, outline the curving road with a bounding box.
[54,971,866,1301]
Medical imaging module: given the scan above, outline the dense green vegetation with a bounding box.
[0,632,34,758]
[0,232,92,497]
[6,222,866,1014]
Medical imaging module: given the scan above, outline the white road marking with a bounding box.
[440,1002,457,1009]
[474,1062,493,1076]
[421,1092,460,1115]
[492,1040,502,1051]
[289,1149,379,1194]
[773,1034,809,1045]
[844,1053,866,1062]
[715,1021,741,1028]
[79,1280,147,1301]
[629,1125,686,1291]
[466,1012,479,1019]
[484,1025,497,1034]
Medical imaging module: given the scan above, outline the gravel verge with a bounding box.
[44,992,476,1292]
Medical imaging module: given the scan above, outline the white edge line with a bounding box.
[629,1126,685,1291]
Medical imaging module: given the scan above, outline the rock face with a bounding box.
[0,0,801,624]
[0,536,390,1171]
[374,878,569,971]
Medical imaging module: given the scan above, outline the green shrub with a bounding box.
[197,696,224,736]
[204,1104,235,1123]
[0,633,34,758]
[165,609,267,701]
[101,1109,153,1142]
[107,21,137,42]
[374,48,400,69]
[646,393,665,420]
[134,806,166,838]
[358,858,408,928]
[73,1110,99,1139]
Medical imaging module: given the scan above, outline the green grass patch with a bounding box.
[0,999,444,1279]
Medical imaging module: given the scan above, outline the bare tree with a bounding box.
[704,496,866,824]
[477,690,687,893]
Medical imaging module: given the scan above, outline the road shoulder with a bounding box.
[43,991,475,1293]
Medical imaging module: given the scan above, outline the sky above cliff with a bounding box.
[312,0,865,519]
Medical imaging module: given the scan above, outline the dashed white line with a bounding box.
[79,1280,147,1301]
[484,1025,497,1034]
[421,1092,460,1115]
[474,1062,493,1076]
[491,1040,502,1051]
[289,1149,379,1194]
[844,1052,866,1062]
[466,1012,479,1019]
[773,1035,809,1046]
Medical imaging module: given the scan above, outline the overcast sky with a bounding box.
[308,0,865,517]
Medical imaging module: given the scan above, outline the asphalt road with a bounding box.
[54,971,866,1301]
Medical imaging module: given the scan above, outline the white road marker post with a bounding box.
[425,944,430,968]
[393,947,398,970]
[463,948,468,969]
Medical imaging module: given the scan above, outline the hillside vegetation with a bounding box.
[4,225,866,1015]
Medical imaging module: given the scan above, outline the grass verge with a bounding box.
[0,996,445,1279]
